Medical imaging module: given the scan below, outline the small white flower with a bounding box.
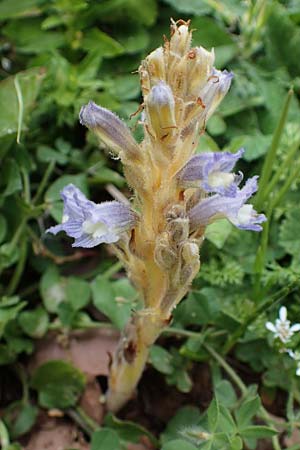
[265,306,300,344]
[286,349,300,377]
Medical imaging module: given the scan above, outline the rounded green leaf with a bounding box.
[31,360,86,409]
[91,428,121,450]
[19,307,49,338]
[161,439,198,450]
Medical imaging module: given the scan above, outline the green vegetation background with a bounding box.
[0,0,300,449]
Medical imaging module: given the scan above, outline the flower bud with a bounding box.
[170,20,192,56]
[181,241,199,265]
[146,82,177,141]
[199,69,234,121]
[166,218,189,243]
[187,47,215,96]
[79,101,141,162]
[154,234,177,269]
[144,47,166,86]
[180,241,200,285]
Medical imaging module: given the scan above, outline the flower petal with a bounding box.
[265,322,277,333]
[188,176,266,232]
[279,306,287,322]
[178,148,244,196]
[79,101,140,160]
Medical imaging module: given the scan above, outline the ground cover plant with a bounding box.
[0,0,300,449]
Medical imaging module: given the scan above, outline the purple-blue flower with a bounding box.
[189,176,266,232]
[47,184,137,247]
[178,148,244,196]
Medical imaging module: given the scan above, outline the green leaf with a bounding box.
[279,209,300,256]
[2,160,22,197]
[0,344,16,365]
[230,435,243,450]
[5,444,22,450]
[207,398,219,432]
[37,145,68,165]
[0,215,7,244]
[91,428,121,450]
[173,288,220,327]
[149,345,173,375]
[205,220,232,249]
[92,0,157,26]
[66,277,91,311]
[235,134,272,162]
[161,0,210,14]
[3,19,65,54]
[91,276,138,330]
[57,301,76,328]
[0,0,40,20]
[161,406,201,444]
[266,3,300,77]
[104,413,158,446]
[235,396,261,430]
[18,307,49,338]
[82,29,124,58]
[0,298,26,338]
[207,115,227,136]
[161,440,198,450]
[31,360,86,409]
[89,167,125,187]
[40,265,66,313]
[5,402,38,438]
[174,369,193,393]
[240,425,277,439]
[110,75,141,101]
[115,26,150,53]
[218,404,237,433]
[0,68,43,138]
[215,380,237,408]
[45,174,88,222]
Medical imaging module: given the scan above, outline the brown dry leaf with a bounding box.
[79,375,104,424]
[24,418,89,450]
[29,328,119,376]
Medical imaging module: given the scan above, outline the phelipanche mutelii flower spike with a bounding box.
[46,19,265,412]
[47,184,137,247]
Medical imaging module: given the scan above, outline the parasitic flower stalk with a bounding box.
[47,19,266,412]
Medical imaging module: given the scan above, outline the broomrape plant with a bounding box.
[47,19,266,412]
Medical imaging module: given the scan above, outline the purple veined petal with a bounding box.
[46,185,137,248]
[279,306,287,322]
[265,322,277,333]
[60,184,94,222]
[290,324,300,332]
[178,148,244,196]
[188,176,266,232]
[79,101,140,160]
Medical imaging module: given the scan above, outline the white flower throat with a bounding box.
[208,171,234,188]
[82,220,109,238]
